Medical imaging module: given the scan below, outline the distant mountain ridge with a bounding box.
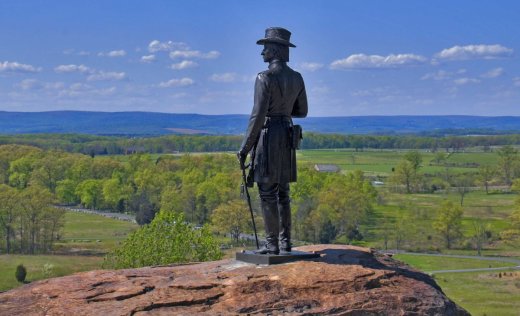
[2,111,520,135]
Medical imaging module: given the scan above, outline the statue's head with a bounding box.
[257,27,295,63]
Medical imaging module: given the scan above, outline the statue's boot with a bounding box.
[278,202,292,254]
[255,201,279,255]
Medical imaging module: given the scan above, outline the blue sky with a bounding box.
[0,0,519,116]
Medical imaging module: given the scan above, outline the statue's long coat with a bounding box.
[240,60,308,184]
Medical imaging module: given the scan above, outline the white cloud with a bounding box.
[311,85,330,94]
[87,71,127,81]
[159,77,194,88]
[0,61,42,73]
[57,83,116,98]
[69,83,91,91]
[209,72,237,83]
[140,54,156,63]
[435,44,513,61]
[513,77,520,87]
[148,40,220,61]
[330,53,427,69]
[148,40,188,53]
[16,79,65,93]
[63,49,91,56]
[421,69,466,81]
[97,87,117,95]
[298,62,324,72]
[454,77,481,85]
[54,64,94,74]
[481,67,504,78]
[169,50,220,60]
[170,60,198,70]
[98,50,127,57]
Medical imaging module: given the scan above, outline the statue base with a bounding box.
[235,250,320,265]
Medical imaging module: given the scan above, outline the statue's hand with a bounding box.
[237,151,247,170]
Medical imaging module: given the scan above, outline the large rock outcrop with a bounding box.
[0,245,469,315]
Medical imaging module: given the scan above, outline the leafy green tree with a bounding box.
[211,200,250,243]
[75,179,104,209]
[452,174,474,206]
[102,176,132,211]
[404,150,422,171]
[8,157,35,189]
[56,179,79,205]
[0,184,19,253]
[196,173,235,224]
[497,145,518,185]
[131,192,158,225]
[104,211,222,269]
[19,186,55,254]
[472,218,489,256]
[30,152,70,193]
[500,205,520,246]
[318,171,376,244]
[391,160,417,193]
[434,200,463,249]
[433,152,446,165]
[478,165,496,194]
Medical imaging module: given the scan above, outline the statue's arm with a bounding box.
[291,75,308,118]
[239,74,270,154]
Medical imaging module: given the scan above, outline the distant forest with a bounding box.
[2,133,520,155]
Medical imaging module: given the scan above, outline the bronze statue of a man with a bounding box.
[238,27,308,255]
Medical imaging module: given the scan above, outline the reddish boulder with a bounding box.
[0,245,469,315]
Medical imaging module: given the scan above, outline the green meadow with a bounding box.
[0,211,137,292]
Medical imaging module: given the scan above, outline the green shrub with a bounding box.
[42,263,55,278]
[104,210,222,269]
[15,264,27,283]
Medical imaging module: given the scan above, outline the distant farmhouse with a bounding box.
[314,164,340,173]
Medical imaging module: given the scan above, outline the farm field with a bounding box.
[394,253,520,316]
[56,211,138,253]
[297,149,499,177]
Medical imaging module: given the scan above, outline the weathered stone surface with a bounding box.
[0,245,469,315]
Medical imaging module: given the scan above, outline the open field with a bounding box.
[394,254,520,316]
[0,211,137,292]
[55,211,138,253]
[298,149,499,177]
[435,270,520,316]
[393,254,517,272]
[0,255,102,292]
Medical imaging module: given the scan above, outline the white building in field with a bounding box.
[314,164,340,173]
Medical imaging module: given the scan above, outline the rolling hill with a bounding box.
[2,111,520,135]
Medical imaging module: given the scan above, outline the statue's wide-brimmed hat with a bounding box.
[257,27,296,47]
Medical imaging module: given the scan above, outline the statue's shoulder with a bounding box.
[288,66,303,78]
[256,69,274,82]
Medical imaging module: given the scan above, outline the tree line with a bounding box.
[5,133,520,155]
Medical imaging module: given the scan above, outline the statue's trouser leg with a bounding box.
[255,182,280,255]
[278,182,291,253]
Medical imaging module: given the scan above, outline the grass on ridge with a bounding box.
[0,255,102,292]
